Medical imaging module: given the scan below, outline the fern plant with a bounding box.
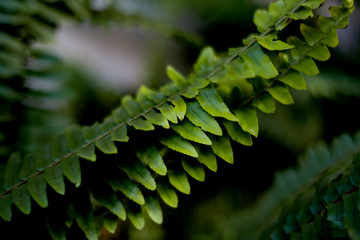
[0,0,357,239]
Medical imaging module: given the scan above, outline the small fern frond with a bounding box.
[0,0,355,239]
[225,131,360,239]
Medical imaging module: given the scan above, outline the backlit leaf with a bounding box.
[239,43,278,79]
[171,120,212,145]
[144,195,163,224]
[267,83,294,105]
[168,169,190,194]
[156,180,178,208]
[234,106,259,137]
[171,95,187,121]
[121,162,156,191]
[278,70,306,90]
[136,146,167,176]
[109,176,145,205]
[181,158,205,182]
[222,120,253,146]
[252,93,276,113]
[209,133,234,164]
[196,87,237,121]
[186,101,222,136]
[160,134,198,158]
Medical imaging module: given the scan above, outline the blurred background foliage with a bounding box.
[1,0,360,239]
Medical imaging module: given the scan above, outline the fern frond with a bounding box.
[224,131,360,239]
[0,0,355,239]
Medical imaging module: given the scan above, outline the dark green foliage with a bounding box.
[0,0,357,239]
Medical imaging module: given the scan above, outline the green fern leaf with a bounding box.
[12,184,31,214]
[196,87,237,121]
[108,177,145,205]
[103,214,118,234]
[239,43,278,79]
[209,133,234,164]
[160,134,198,158]
[167,65,187,86]
[267,83,294,105]
[121,161,156,191]
[171,95,187,121]
[252,93,276,114]
[234,106,259,137]
[156,180,178,208]
[222,120,253,146]
[168,169,191,194]
[82,123,117,155]
[144,195,163,224]
[65,125,96,161]
[27,175,48,208]
[126,205,145,230]
[195,144,218,172]
[171,120,212,145]
[4,153,21,190]
[47,215,67,240]
[62,154,81,187]
[158,103,178,124]
[278,70,306,90]
[292,57,319,76]
[136,146,167,176]
[343,192,360,240]
[186,101,222,136]
[90,183,126,220]
[181,157,205,182]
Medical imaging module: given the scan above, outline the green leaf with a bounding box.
[171,95,187,121]
[156,180,178,208]
[19,154,36,180]
[267,83,294,105]
[278,70,306,90]
[111,125,129,142]
[308,44,330,61]
[27,175,48,208]
[157,103,178,123]
[252,93,276,114]
[167,65,187,86]
[144,195,163,224]
[100,117,129,142]
[225,57,256,79]
[12,184,31,214]
[83,122,117,154]
[109,177,145,205]
[186,101,222,136]
[62,154,81,187]
[47,215,66,240]
[0,193,12,221]
[127,205,145,230]
[4,153,22,190]
[234,106,259,137]
[253,9,272,33]
[181,158,205,182]
[121,162,156,191]
[239,43,279,79]
[44,164,65,195]
[195,145,218,172]
[171,120,212,145]
[222,120,253,146]
[136,146,167,176]
[160,134,198,158]
[300,24,323,46]
[196,87,237,121]
[257,35,294,51]
[321,30,339,48]
[122,96,155,131]
[209,133,234,164]
[74,200,99,240]
[194,47,216,77]
[52,135,70,160]
[66,125,96,161]
[300,0,324,9]
[343,191,360,240]
[91,183,126,220]
[292,57,319,76]
[168,169,190,194]
[103,214,118,234]
[289,7,313,20]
